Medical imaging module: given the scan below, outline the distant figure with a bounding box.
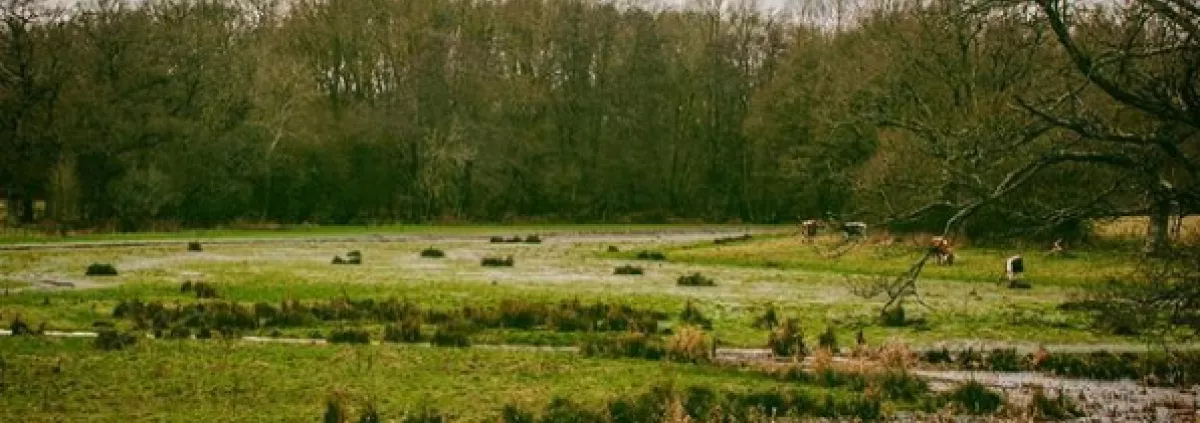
[1005,255,1027,287]
[1048,238,1067,257]
[801,220,820,238]
[841,222,867,239]
[930,236,955,266]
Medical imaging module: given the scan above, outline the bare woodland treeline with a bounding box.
[1,0,1197,245]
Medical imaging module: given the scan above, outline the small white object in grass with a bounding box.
[1005,255,1026,285]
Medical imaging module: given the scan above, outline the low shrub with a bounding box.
[107,297,666,338]
[752,306,779,329]
[489,236,506,243]
[94,329,138,350]
[945,380,1003,414]
[635,251,666,261]
[360,401,382,423]
[818,326,839,353]
[768,318,807,358]
[85,263,118,276]
[679,300,712,329]
[192,282,219,299]
[324,395,348,423]
[606,246,620,253]
[187,242,203,252]
[986,348,1022,372]
[666,325,710,363]
[506,236,523,243]
[481,256,514,267]
[957,348,984,370]
[383,318,422,343]
[881,304,906,327]
[1029,388,1084,420]
[876,371,929,401]
[167,326,191,339]
[541,398,603,423]
[613,265,643,275]
[676,273,715,287]
[1008,280,1032,289]
[431,321,472,347]
[580,333,665,360]
[8,315,36,336]
[922,348,953,364]
[401,408,451,423]
[713,234,753,245]
[333,251,362,265]
[419,248,445,258]
[328,328,371,344]
[500,405,535,423]
[523,235,541,244]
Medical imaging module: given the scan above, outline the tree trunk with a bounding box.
[3,184,16,226]
[20,193,35,224]
[1145,196,1171,255]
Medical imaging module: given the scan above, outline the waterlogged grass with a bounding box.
[661,236,1136,287]
[0,277,1118,348]
[0,224,782,245]
[0,279,29,289]
[0,230,1140,349]
[0,337,859,422]
[0,228,1151,421]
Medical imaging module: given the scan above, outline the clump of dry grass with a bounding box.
[666,325,710,363]
[876,343,916,371]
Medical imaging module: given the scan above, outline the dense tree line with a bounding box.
[1,0,1195,245]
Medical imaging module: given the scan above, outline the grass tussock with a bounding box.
[713,234,753,245]
[328,328,371,344]
[431,321,472,347]
[817,325,838,353]
[180,281,219,299]
[768,318,806,358]
[613,265,644,275]
[635,251,666,261]
[333,251,362,265]
[944,380,1003,414]
[676,272,715,287]
[85,263,118,276]
[580,333,665,360]
[383,318,422,343]
[1029,388,1084,420]
[419,248,445,258]
[678,300,712,329]
[481,256,514,267]
[752,306,779,329]
[665,325,710,363]
[8,315,43,336]
[94,329,139,350]
[107,297,669,338]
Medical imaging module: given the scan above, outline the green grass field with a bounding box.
[1,337,877,422]
[0,226,1146,420]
